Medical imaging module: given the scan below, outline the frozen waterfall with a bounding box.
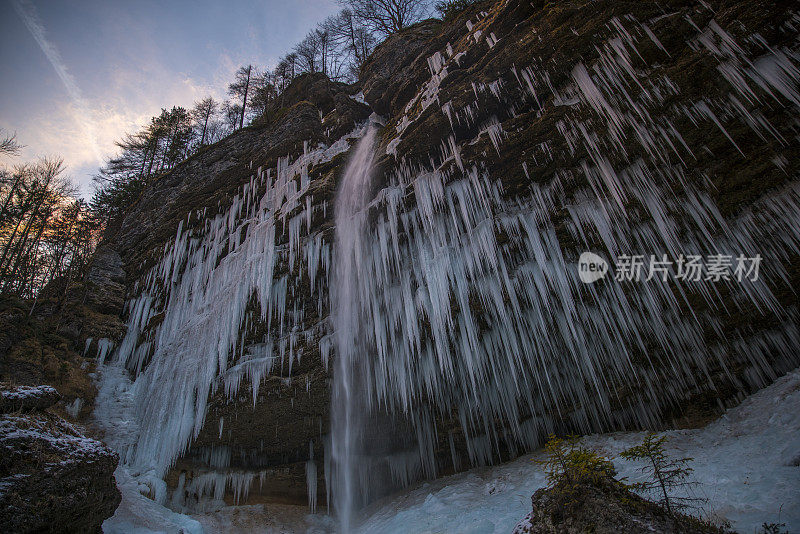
[330,122,379,531]
[92,8,800,529]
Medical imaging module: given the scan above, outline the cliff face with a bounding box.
[85,0,800,512]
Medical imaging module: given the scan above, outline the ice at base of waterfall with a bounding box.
[102,368,799,533]
[193,504,335,534]
[103,466,204,534]
[359,368,800,534]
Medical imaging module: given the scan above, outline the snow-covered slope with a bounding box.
[359,368,800,534]
[103,367,799,533]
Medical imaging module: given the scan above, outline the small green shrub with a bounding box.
[536,434,616,487]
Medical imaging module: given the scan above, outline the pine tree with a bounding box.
[621,432,698,514]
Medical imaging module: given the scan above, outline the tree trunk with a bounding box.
[6,211,48,294]
[201,108,210,145]
[0,171,22,223]
[0,215,24,274]
[239,66,252,129]
[0,200,39,284]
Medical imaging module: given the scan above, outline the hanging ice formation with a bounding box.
[95,126,369,486]
[96,6,800,518]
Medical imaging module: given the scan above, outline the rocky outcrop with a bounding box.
[276,71,356,116]
[0,296,112,421]
[360,19,443,117]
[512,475,727,534]
[0,385,120,533]
[84,247,126,316]
[0,385,60,413]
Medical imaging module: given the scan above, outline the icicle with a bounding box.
[306,440,318,513]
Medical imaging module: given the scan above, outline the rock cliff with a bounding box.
[80,0,800,513]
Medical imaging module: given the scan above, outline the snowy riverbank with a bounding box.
[103,367,800,533]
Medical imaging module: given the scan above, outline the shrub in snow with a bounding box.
[621,432,699,515]
[536,434,616,489]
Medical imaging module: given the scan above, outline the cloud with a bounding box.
[11,0,103,167]
[1,18,232,197]
[1,101,142,194]
[1,66,220,197]
[5,0,343,199]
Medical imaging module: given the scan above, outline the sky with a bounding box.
[0,0,341,198]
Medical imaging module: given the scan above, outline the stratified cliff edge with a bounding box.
[72,0,800,513]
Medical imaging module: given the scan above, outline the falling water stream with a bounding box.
[331,123,379,532]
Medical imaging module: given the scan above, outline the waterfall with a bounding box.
[330,123,379,532]
[93,124,370,489]
[92,7,800,525]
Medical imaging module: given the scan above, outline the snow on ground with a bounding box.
[103,368,800,533]
[0,384,58,401]
[103,466,204,534]
[358,368,800,534]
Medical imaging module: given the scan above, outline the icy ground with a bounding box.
[103,467,204,534]
[359,368,800,534]
[103,368,800,533]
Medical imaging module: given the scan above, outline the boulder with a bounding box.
[0,385,60,413]
[513,475,728,534]
[0,387,120,533]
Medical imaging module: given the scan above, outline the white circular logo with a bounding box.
[578,252,608,283]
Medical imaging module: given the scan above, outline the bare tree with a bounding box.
[1,165,29,228]
[248,72,278,117]
[338,0,430,36]
[0,155,96,300]
[222,101,243,132]
[325,9,377,78]
[228,65,253,129]
[285,53,298,79]
[274,59,292,94]
[275,53,300,91]
[0,130,21,157]
[317,28,330,77]
[0,157,75,294]
[203,115,227,144]
[191,97,218,146]
[294,32,322,74]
